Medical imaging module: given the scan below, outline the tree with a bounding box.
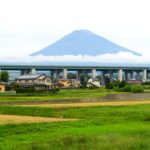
[0,71,9,82]
[119,80,126,88]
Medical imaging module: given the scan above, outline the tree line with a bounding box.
[0,71,9,82]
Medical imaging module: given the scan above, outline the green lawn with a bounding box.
[0,88,117,102]
[1,104,150,149]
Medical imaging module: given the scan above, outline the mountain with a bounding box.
[31,30,141,56]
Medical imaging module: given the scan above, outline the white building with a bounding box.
[86,78,101,87]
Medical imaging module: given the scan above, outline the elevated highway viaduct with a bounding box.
[0,65,149,83]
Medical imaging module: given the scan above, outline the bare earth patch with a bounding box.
[0,114,78,125]
[16,100,150,108]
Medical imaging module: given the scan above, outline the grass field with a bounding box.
[1,102,150,149]
[0,88,150,149]
[0,88,116,102]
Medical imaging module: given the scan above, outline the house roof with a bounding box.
[0,82,6,85]
[58,78,79,81]
[16,74,48,80]
[58,78,69,80]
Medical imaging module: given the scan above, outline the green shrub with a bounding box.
[50,87,60,94]
[113,86,120,92]
[13,83,20,90]
[105,80,144,93]
[80,84,87,89]
[115,84,144,93]
[15,87,36,93]
[143,81,150,85]
[119,81,126,88]
[106,80,126,90]
[106,83,113,89]
[121,85,132,92]
[112,80,120,87]
[143,85,150,90]
[131,85,144,93]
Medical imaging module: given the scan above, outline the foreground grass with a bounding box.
[1,104,150,149]
[0,88,116,102]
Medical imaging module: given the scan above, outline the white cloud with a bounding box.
[0,52,150,64]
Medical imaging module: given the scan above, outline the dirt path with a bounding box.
[15,100,150,108]
[0,114,78,125]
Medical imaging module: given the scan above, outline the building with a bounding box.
[57,78,80,88]
[86,78,101,87]
[0,82,6,92]
[127,79,143,85]
[16,74,52,91]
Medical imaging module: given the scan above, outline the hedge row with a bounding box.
[106,81,144,93]
[15,87,60,94]
[15,88,36,93]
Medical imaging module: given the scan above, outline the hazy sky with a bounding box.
[0,0,150,58]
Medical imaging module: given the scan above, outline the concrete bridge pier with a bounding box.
[107,70,113,83]
[76,71,80,80]
[31,68,36,75]
[130,71,134,79]
[124,72,127,81]
[124,71,130,81]
[136,71,141,80]
[100,71,106,86]
[63,68,68,79]
[83,70,88,83]
[50,70,61,80]
[21,68,36,75]
[55,70,61,80]
[50,70,55,81]
[77,70,83,80]
[147,71,150,80]
[143,69,147,81]
[126,71,134,80]
[21,69,31,75]
[118,69,123,81]
[92,69,96,78]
